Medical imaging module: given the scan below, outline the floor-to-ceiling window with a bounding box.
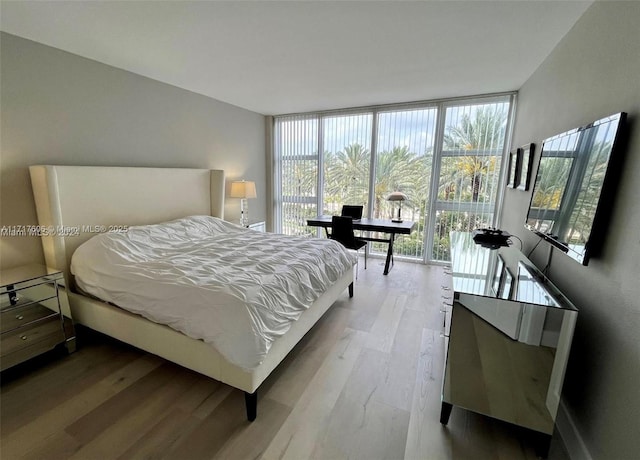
[274,93,515,263]
[322,113,373,216]
[372,107,437,259]
[429,98,513,261]
[274,114,319,237]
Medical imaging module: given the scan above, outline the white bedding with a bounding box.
[70,216,354,369]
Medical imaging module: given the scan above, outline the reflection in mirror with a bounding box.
[492,255,504,296]
[450,232,576,339]
[526,112,626,265]
[501,268,513,299]
[448,231,579,431]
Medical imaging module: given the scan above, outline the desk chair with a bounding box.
[330,216,367,278]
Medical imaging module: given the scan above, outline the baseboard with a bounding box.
[556,399,593,460]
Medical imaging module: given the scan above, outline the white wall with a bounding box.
[502,3,640,458]
[0,33,266,269]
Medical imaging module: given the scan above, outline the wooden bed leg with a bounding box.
[348,282,354,298]
[245,391,257,422]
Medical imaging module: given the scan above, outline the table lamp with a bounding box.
[230,180,257,227]
[387,191,407,223]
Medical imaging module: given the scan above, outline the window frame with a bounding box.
[273,92,517,263]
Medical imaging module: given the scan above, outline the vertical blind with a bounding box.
[274,94,514,263]
[322,113,373,217]
[431,99,512,261]
[274,114,319,236]
[372,107,437,258]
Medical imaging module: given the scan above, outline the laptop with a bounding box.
[341,205,363,221]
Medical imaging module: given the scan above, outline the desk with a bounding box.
[307,216,416,275]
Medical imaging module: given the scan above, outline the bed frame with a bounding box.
[29,165,353,420]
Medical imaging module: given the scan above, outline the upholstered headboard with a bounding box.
[29,166,225,286]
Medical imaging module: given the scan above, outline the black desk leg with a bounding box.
[383,234,396,275]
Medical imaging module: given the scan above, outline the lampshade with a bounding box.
[230,180,257,199]
[387,191,407,202]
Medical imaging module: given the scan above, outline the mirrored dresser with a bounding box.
[441,232,578,457]
[1,264,76,371]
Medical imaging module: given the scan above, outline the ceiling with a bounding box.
[0,1,592,115]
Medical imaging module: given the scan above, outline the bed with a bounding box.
[29,165,354,420]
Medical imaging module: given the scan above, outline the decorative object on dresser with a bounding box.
[386,191,407,223]
[1,264,76,371]
[471,227,511,249]
[441,232,578,458]
[517,143,535,191]
[230,180,257,227]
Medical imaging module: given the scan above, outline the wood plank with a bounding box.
[191,383,234,420]
[173,374,229,416]
[160,390,248,460]
[65,363,179,445]
[365,293,407,353]
[1,344,139,435]
[312,397,410,460]
[261,328,368,460]
[212,397,291,460]
[116,408,199,460]
[67,368,199,459]
[384,308,428,411]
[21,430,81,460]
[264,304,350,407]
[116,372,233,459]
[343,283,386,332]
[404,328,452,460]
[1,354,163,459]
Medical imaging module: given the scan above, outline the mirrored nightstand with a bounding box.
[1,264,76,371]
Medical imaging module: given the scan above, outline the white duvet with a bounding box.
[70,216,354,369]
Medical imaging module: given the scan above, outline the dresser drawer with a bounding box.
[0,265,74,371]
[1,280,58,311]
[1,303,59,333]
[1,316,64,356]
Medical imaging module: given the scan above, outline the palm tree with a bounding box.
[282,161,316,198]
[324,143,371,212]
[374,146,428,219]
[442,106,506,203]
[431,105,508,260]
[532,157,572,210]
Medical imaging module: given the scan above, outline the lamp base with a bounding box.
[240,199,249,227]
[392,202,404,224]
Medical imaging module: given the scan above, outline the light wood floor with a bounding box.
[1,261,570,460]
